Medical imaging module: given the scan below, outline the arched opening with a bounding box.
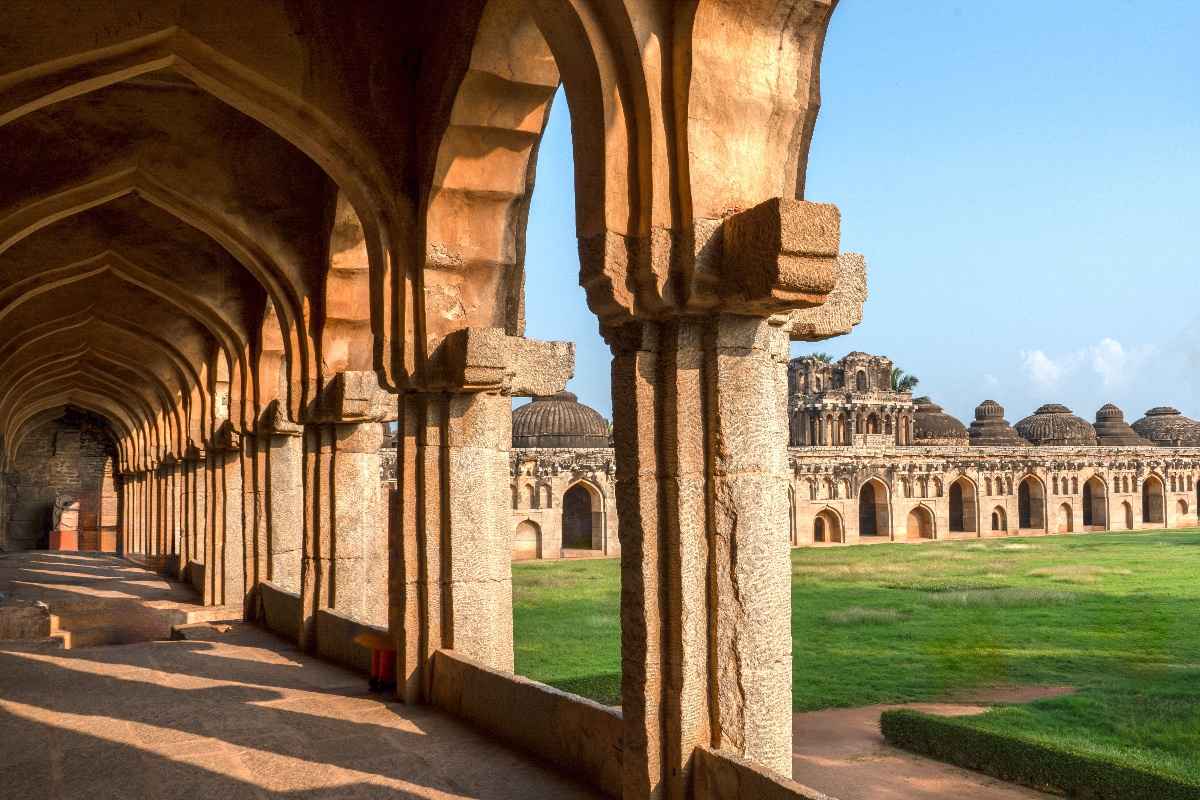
[525,483,537,509]
[1082,476,1107,529]
[1123,501,1134,530]
[866,413,879,434]
[1018,476,1046,530]
[1142,475,1165,525]
[906,505,935,540]
[1057,502,1074,533]
[991,506,1007,532]
[855,371,867,391]
[814,509,843,544]
[562,482,603,551]
[1176,499,1189,526]
[512,520,541,561]
[858,479,890,538]
[948,477,977,533]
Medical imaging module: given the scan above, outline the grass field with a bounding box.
[513,529,1200,782]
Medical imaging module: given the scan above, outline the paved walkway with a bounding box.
[0,553,598,799]
[792,689,1071,800]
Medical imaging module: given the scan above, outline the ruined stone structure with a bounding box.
[0,3,857,796]
[507,354,1200,557]
[787,355,1200,544]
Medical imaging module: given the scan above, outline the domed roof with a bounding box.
[1014,404,1097,446]
[1093,404,1151,446]
[968,400,1028,447]
[512,391,610,448]
[912,397,968,444]
[1131,407,1200,447]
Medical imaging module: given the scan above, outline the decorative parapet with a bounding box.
[510,447,616,479]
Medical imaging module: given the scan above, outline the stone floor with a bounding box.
[0,553,599,799]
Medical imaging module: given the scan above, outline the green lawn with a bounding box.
[513,529,1200,782]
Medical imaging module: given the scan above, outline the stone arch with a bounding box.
[1018,474,1046,530]
[857,478,891,538]
[524,482,537,509]
[512,519,541,561]
[855,371,867,391]
[813,507,843,544]
[562,480,604,550]
[1071,477,1078,495]
[540,484,553,509]
[1057,502,1074,533]
[1082,475,1107,529]
[948,476,978,534]
[1122,500,1134,530]
[1142,473,1165,525]
[991,506,1007,532]
[905,504,935,541]
[1176,498,1189,525]
[866,412,879,434]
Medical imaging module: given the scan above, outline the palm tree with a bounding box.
[890,367,919,393]
[808,352,833,363]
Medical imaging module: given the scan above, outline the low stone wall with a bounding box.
[431,650,623,798]
[258,581,301,643]
[186,560,204,595]
[0,598,51,639]
[315,607,377,675]
[692,746,833,800]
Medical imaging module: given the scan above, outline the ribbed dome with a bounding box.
[912,397,968,444]
[1015,404,1097,446]
[968,400,1028,446]
[1093,404,1150,446]
[1131,407,1200,447]
[512,391,610,448]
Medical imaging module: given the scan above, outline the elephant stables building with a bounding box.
[0,2,881,799]
[503,352,1200,561]
[787,354,1200,545]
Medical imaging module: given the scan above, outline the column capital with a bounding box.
[308,370,394,424]
[436,327,573,397]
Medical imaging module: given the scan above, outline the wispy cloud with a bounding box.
[1021,338,1152,392]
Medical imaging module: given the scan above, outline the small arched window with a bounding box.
[1071,477,1079,495]
[856,371,868,392]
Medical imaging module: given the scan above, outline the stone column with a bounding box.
[299,371,392,648]
[392,330,572,702]
[612,315,794,798]
[265,420,304,593]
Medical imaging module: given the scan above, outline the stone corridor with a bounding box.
[0,556,597,800]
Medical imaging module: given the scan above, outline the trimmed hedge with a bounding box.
[880,709,1200,800]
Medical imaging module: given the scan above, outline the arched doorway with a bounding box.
[948,477,977,533]
[858,479,890,538]
[866,413,880,434]
[1082,476,1107,529]
[856,371,868,391]
[562,482,603,550]
[1057,502,1073,533]
[1142,475,1165,525]
[512,520,541,561]
[814,509,843,544]
[906,506,934,540]
[1122,501,1134,530]
[1018,476,1046,530]
[991,506,1007,532]
[1176,499,1190,527]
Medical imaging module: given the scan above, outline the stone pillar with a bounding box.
[223,447,245,608]
[266,426,304,593]
[613,314,794,799]
[299,371,393,648]
[392,330,572,702]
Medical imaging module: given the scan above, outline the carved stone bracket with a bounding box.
[720,197,841,315]
[438,327,574,397]
[310,371,394,424]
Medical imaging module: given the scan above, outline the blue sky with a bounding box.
[521,1,1199,426]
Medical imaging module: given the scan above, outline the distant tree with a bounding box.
[890,367,919,393]
[808,352,833,363]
